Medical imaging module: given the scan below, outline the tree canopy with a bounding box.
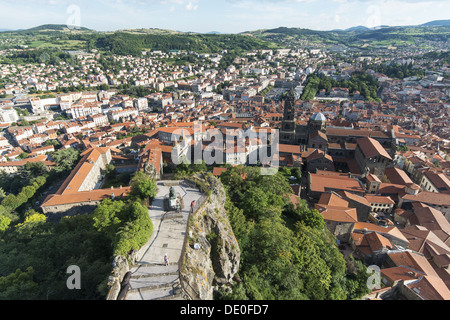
[218,166,370,300]
[129,171,158,202]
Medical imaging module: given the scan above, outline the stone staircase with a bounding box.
[125,263,184,300]
[121,180,204,301]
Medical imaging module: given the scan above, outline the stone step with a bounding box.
[131,271,178,279]
[126,286,179,301]
[134,262,178,267]
[130,264,179,278]
[128,274,179,291]
[154,293,184,300]
[164,213,184,220]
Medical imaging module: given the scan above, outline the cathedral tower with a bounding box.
[280,88,297,145]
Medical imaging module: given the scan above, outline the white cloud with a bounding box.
[185,1,198,10]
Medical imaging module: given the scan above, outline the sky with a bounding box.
[0,0,449,33]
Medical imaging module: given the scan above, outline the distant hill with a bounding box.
[243,22,450,48]
[421,20,450,27]
[1,24,94,34]
[117,28,183,35]
[345,26,370,32]
[93,32,279,56]
[2,20,449,55]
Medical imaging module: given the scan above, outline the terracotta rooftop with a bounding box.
[387,251,438,278]
[318,192,349,208]
[309,130,328,141]
[41,187,131,207]
[365,231,395,252]
[137,147,162,173]
[316,205,358,223]
[326,127,391,139]
[364,195,395,205]
[337,190,371,207]
[425,172,450,192]
[212,167,228,177]
[354,222,409,245]
[384,167,413,185]
[309,173,365,194]
[406,275,450,300]
[306,149,333,162]
[402,191,450,208]
[357,137,392,160]
[406,205,450,237]
[381,266,423,284]
[366,173,381,183]
[49,147,111,198]
[400,225,450,260]
[0,154,56,167]
[279,144,302,155]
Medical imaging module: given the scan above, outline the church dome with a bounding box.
[310,112,327,122]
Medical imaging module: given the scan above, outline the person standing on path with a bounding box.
[190,200,195,214]
[164,253,169,266]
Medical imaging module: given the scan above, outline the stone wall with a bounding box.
[78,152,109,192]
[106,255,132,300]
[180,175,240,300]
[44,202,99,222]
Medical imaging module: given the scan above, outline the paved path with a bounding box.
[125,180,203,300]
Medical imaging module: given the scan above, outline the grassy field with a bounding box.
[28,39,86,50]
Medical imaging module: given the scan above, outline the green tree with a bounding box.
[113,201,153,256]
[23,162,49,178]
[50,148,80,173]
[0,214,11,232]
[220,165,369,300]
[130,172,157,202]
[0,267,38,300]
[92,199,126,240]
[17,213,46,227]
[191,160,207,173]
[17,152,29,160]
[2,194,18,210]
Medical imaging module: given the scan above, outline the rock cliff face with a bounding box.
[106,255,130,300]
[180,175,240,300]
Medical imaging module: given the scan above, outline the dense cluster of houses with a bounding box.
[0,42,449,299]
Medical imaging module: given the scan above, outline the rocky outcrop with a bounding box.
[180,174,240,300]
[106,255,130,300]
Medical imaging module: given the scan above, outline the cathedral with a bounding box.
[279,88,327,147]
[279,88,396,177]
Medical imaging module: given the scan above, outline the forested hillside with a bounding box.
[246,25,450,48]
[0,149,156,300]
[300,71,381,101]
[92,33,278,56]
[217,166,370,300]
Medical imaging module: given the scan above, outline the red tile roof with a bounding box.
[357,137,392,160]
[309,173,365,194]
